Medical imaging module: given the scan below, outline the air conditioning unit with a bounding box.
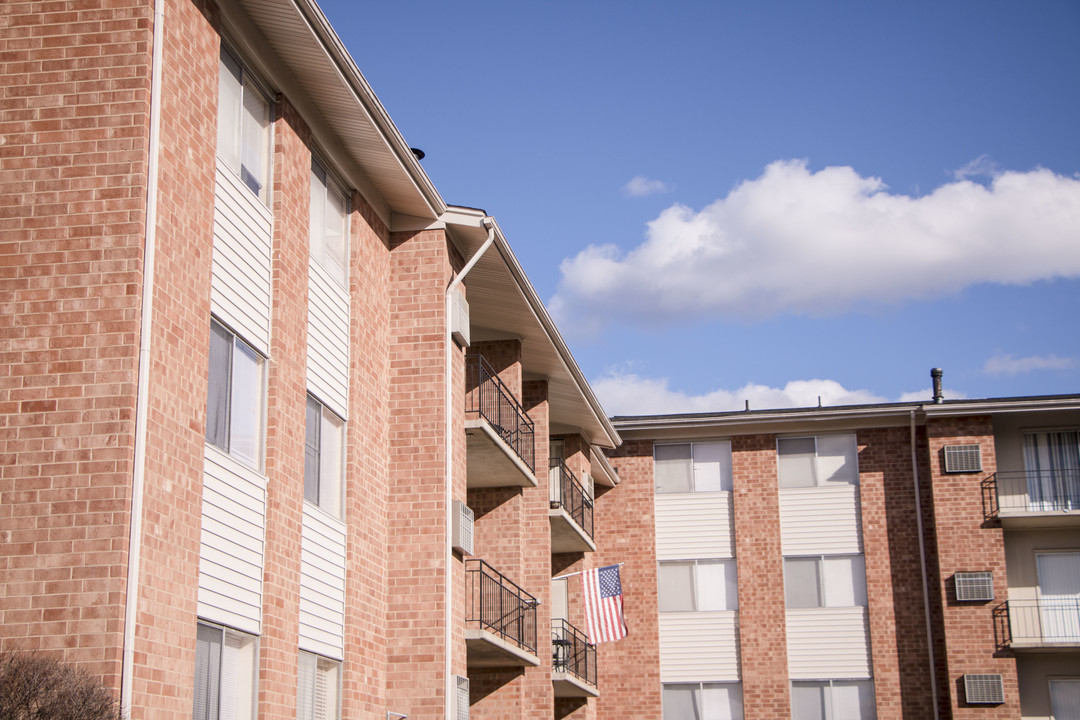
[450,287,470,348]
[452,500,473,556]
[964,674,1004,704]
[944,444,982,473]
[955,572,994,602]
[456,675,470,720]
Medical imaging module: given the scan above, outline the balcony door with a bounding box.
[550,440,565,505]
[1051,678,1080,719]
[1036,552,1080,642]
[1023,431,1080,511]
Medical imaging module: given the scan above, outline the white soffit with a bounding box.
[234,0,444,220]
[446,211,620,450]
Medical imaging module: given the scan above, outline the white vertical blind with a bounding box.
[694,442,732,492]
[1037,552,1080,640]
[817,435,858,485]
[656,444,693,493]
[229,339,263,468]
[779,438,817,488]
[823,556,866,607]
[320,407,343,518]
[1051,678,1080,719]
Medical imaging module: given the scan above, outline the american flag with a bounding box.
[582,564,628,644]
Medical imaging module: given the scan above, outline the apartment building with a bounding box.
[0,1,629,719]
[604,388,1080,720]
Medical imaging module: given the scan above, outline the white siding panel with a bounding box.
[198,447,266,635]
[786,608,871,679]
[780,485,863,555]
[299,505,346,659]
[655,493,735,560]
[306,263,350,417]
[659,612,740,682]
[211,162,273,354]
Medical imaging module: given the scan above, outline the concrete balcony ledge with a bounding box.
[465,628,540,668]
[549,509,597,554]
[552,669,599,698]
[465,417,538,488]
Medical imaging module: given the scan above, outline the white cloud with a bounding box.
[952,154,999,182]
[551,160,1080,331]
[983,353,1077,376]
[623,175,670,197]
[593,370,887,416]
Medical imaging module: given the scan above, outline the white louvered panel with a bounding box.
[786,607,871,679]
[306,262,350,418]
[659,612,740,682]
[299,505,346,659]
[198,448,266,634]
[779,485,863,555]
[211,162,273,355]
[655,493,735,560]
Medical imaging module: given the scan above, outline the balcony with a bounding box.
[551,619,598,698]
[549,459,595,553]
[982,470,1080,527]
[465,559,539,667]
[465,355,537,488]
[994,599,1080,651]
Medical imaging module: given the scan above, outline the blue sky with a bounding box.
[319,0,1080,415]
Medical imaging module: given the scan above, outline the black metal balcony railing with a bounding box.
[465,355,535,473]
[984,469,1080,516]
[994,599,1080,647]
[551,618,596,686]
[465,559,538,655]
[549,459,594,539]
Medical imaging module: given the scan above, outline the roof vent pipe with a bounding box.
[931,368,944,404]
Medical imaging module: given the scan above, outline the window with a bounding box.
[218,47,271,201]
[297,651,340,720]
[659,559,738,612]
[784,555,866,608]
[193,622,257,720]
[304,394,344,518]
[791,680,875,720]
[309,159,348,286]
[206,319,265,469]
[778,435,858,488]
[1022,430,1080,511]
[655,441,732,493]
[1051,678,1080,719]
[1036,552,1080,641]
[663,682,743,720]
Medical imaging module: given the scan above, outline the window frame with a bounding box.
[662,681,744,720]
[193,621,258,720]
[778,434,859,488]
[783,554,867,609]
[217,44,273,203]
[654,440,733,493]
[309,157,350,287]
[790,679,876,720]
[304,393,345,519]
[206,317,266,471]
[297,650,341,720]
[658,558,739,612]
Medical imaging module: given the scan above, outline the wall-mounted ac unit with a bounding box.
[456,675,470,720]
[944,444,982,473]
[450,287,470,348]
[955,572,994,602]
[452,500,473,556]
[964,674,1004,704]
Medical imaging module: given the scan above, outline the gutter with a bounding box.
[443,216,495,719]
[122,0,165,712]
[910,409,940,720]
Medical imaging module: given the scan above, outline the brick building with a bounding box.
[603,387,1080,720]
[0,1,631,719]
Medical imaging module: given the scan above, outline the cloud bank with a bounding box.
[552,161,1080,331]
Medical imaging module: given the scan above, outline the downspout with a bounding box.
[910,409,940,720]
[122,0,165,713]
[443,217,495,719]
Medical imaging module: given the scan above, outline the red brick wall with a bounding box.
[731,433,790,720]
[386,228,457,719]
[0,0,156,690]
[594,439,662,720]
[926,416,1019,718]
[857,426,938,720]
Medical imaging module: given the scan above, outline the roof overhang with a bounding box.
[440,207,620,450]
[612,394,1080,439]
[221,0,445,226]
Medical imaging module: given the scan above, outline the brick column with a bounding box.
[732,434,790,720]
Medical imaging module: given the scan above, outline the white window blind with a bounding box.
[310,160,349,287]
[785,555,866,608]
[1051,678,1080,719]
[217,48,270,201]
[659,559,738,612]
[662,683,743,720]
[298,652,340,720]
[194,622,256,720]
[779,435,858,488]
[206,319,265,469]
[792,680,875,720]
[304,395,344,518]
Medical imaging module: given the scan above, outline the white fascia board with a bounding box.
[590,446,620,487]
